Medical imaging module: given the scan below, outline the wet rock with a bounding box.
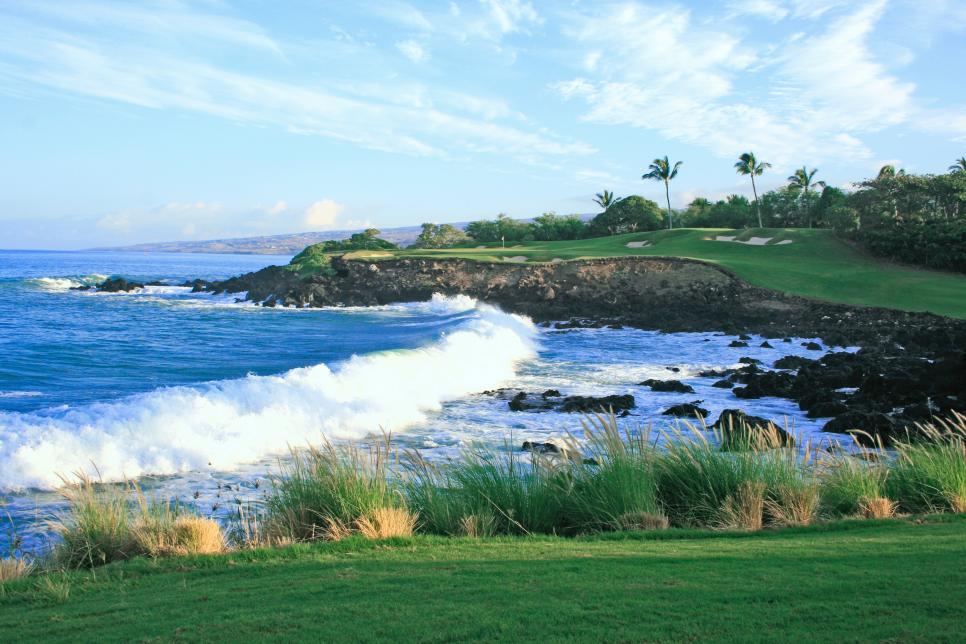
[522,439,574,457]
[728,340,749,348]
[541,389,561,398]
[732,371,795,399]
[662,402,709,419]
[823,411,897,445]
[639,379,694,393]
[699,369,732,378]
[712,379,734,389]
[560,394,635,414]
[760,341,774,349]
[806,401,849,418]
[712,409,795,450]
[738,357,761,365]
[95,277,145,292]
[773,356,815,370]
[803,341,823,351]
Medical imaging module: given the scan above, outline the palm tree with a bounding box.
[787,166,826,227]
[874,164,907,222]
[876,164,905,180]
[642,156,682,229]
[734,152,771,228]
[593,190,618,210]
[949,157,966,173]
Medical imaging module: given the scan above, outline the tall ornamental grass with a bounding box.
[265,437,411,541]
[820,438,895,519]
[49,473,225,569]
[563,414,666,532]
[655,422,818,530]
[887,413,966,514]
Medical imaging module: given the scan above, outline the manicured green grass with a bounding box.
[2,517,965,642]
[346,228,966,318]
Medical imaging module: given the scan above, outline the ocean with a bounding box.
[0,249,848,551]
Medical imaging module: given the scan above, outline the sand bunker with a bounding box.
[502,256,529,262]
[626,241,652,248]
[713,235,793,246]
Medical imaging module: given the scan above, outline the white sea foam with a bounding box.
[0,297,537,490]
[30,274,108,291]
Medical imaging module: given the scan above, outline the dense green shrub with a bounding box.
[856,222,966,273]
[587,195,663,236]
[411,223,470,248]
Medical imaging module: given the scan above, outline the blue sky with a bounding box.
[0,0,964,249]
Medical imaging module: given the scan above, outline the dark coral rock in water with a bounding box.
[662,402,709,418]
[712,409,795,450]
[560,394,635,414]
[639,379,695,393]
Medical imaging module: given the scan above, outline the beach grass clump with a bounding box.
[0,557,32,583]
[564,414,666,532]
[132,501,224,557]
[887,414,966,514]
[265,437,405,541]
[820,441,893,518]
[445,446,568,536]
[655,423,815,529]
[405,440,568,536]
[50,473,139,569]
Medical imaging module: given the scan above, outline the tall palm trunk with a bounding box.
[751,174,762,227]
[664,179,673,229]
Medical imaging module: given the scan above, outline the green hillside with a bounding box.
[2,517,964,642]
[344,228,966,318]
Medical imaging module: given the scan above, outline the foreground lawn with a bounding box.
[350,228,966,318]
[3,516,965,642]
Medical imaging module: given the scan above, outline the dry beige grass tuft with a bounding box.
[718,481,765,531]
[766,485,821,527]
[355,508,417,539]
[859,496,897,519]
[0,558,32,582]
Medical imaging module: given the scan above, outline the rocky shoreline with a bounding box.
[193,255,966,444]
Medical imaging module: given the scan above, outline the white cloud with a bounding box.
[396,39,429,63]
[267,201,288,215]
[726,0,788,22]
[0,17,592,166]
[481,0,542,35]
[303,199,344,229]
[550,1,947,166]
[368,1,433,31]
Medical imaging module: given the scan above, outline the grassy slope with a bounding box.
[3,517,965,642]
[345,228,966,318]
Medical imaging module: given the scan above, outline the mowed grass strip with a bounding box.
[3,517,965,642]
[352,228,966,319]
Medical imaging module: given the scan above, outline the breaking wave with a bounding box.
[0,296,537,490]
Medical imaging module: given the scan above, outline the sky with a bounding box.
[0,0,964,249]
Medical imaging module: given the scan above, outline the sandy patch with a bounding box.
[502,256,528,262]
[626,241,652,248]
[713,235,794,246]
[476,245,487,249]
[550,257,564,263]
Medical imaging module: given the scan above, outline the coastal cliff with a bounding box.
[204,255,965,349]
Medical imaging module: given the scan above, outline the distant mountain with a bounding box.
[89,214,595,255]
[88,224,434,255]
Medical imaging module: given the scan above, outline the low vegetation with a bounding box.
[2,413,964,639]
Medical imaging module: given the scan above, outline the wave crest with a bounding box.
[0,297,537,490]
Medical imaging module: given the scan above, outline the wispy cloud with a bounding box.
[0,3,591,165]
[551,0,961,167]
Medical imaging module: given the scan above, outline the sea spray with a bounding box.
[0,296,538,490]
